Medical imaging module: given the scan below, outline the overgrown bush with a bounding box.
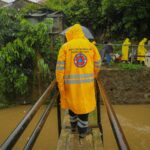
[0,8,54,100]
[0,39,34,95]
[0,8,21,48]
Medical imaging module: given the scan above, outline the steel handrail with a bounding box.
[97,43,150,47]
[0,79,56,150]
[23,92,59,150]
[95,81,103,142]
[97,78,130,150]
[56,93,62,136]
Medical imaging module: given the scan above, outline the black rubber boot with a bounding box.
[79,127,92,138]
[71,127,78,133]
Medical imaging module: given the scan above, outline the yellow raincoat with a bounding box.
[121,38,131,61]
[56,24,101,114]
[137,38,148,62]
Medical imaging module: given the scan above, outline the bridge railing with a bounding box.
[0,79,58,150]
[0,78,130,150]
[96,78,130,150]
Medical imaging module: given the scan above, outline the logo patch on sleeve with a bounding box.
[74,53,87,67]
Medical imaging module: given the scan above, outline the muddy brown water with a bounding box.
[0,105,150,150]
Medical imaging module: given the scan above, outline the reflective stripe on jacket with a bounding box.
[56,24,101,114]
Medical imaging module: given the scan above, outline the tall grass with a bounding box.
[118,63,144,70]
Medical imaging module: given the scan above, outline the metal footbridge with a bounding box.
[0,79,130,150]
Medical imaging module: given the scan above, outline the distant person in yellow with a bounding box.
[137,38,148,63]
[56,24,101,138]
[121,38,131,62]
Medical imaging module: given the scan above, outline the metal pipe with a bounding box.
[57,93,61,136]
[23,92,59,150]
[97,79,130,150]
[95,80,103,142]
[96,43,150,47]
[0,79,56,150]
[135,55,150,57]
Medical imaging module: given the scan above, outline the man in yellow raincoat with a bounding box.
[137,38,148,63]
[121,38,131,62]
[56,24,101,138]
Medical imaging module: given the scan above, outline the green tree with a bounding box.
[0,13,53,99]
[0,8,21,48]
[0,39,34,96]
[63,0,89,24]
[60,0,150,40]
[101,0,150,39]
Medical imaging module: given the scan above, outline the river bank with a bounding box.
[0,66,150,109]
[99,67,150,104]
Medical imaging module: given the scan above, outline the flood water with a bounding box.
[0,105,150,150]
[0,106,58,150]
[102,105,150,150]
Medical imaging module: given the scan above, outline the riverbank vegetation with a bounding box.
[0,8,62,105]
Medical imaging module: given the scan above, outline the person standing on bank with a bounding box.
[56,24,101,138]
[121,38,131,63]
[137,37,148,64]
[103,41,113,65]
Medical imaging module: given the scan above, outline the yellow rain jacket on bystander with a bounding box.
[56,24,101,114]
[121,38,131,61]
[137,38,148,62]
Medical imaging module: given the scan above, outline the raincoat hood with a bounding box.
[139,37,148,45]
[92,41,96,45]
[142,38,148,43]
[65,24,86,42]
[137,38,148,62]
[125,38,130,42]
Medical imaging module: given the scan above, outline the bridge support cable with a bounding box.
[97,79,130,150]
[0,79,56,150]
[23,92,59,150]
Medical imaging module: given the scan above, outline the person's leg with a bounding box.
[106,54,111,65]
[69,110,77,132]
[77,113,91,138]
